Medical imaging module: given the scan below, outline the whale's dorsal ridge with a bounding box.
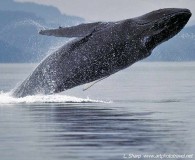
[39,22,111,38]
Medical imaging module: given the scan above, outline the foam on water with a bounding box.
[0,91,106,104]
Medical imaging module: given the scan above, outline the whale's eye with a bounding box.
[141,36,155,51]
[142,36,150,46]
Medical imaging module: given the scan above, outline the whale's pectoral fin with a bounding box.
[39,22,110,38]
[83,76,109,91]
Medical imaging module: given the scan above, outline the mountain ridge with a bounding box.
[0,0,84,63]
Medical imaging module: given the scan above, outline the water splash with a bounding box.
[0,91,107,104]
[0,19,70,61]
[0,19,49,35]
[16,19,49,31]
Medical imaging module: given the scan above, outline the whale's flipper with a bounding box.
[83,76,108,91]
[39,22,111,38]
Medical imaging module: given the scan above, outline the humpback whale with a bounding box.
[12,8,191,98]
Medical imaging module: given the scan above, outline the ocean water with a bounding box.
[0,62,194,160]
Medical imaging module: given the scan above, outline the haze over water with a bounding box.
[0,62,195,160]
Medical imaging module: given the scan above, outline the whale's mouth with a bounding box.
[141,9,191,51]
[134,8,191,26]
[150,11,191,37]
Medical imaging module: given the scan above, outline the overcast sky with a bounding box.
[15,0,195,25]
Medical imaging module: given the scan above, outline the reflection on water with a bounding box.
[0,63,195,160]
[0,103,189,160]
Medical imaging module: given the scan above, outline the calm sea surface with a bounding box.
[0,62,194,160]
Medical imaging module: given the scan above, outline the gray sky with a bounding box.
[15,0,195,25]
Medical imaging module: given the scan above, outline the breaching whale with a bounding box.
[12,8,191,98]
